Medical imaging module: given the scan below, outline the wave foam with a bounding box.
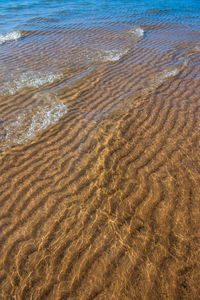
[144,68,178,93]
[130,26,144,38]
[1,71,62,95]
[0,30,21,44]
[102,48,128,62]
[0,94,68,151]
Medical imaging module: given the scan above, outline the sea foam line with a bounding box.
[0,30,21,44]
[102,48,129,62]
[129,26,144,38]
[132,26,144,38]
[144,68,178,93]
[1,71,63,95]
[97,26,144,63]
[1,94,68,151]
[195,46,200,51]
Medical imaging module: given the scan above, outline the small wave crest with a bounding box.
[195,46,200,51]
[0,94,68,151]
[0,30,21,44]
[1,71,63,95]
[129,26,144,38]
[89,26,144,63]
[101,48,129,62]
[144,68,179,93]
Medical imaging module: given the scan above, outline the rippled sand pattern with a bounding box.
[0,4,200,300]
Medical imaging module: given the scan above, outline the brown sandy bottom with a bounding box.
[0,47,200,300]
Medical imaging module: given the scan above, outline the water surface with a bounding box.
[0,1,200,299]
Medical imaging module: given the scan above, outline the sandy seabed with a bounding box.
[0,27,200,300]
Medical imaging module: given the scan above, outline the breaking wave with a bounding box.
[91,26,144,63]
[0,30,21,44]
[129,26,144,38]
[101,48,129,62]
[1,71,63,95]
[195,45,200,51]
[144,68,179,93]
[0,94,68,151]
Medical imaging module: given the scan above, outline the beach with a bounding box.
[0,1,200,299]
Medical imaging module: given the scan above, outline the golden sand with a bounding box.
[0,33,200,300]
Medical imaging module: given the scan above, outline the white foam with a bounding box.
[155,68,178,83]
[144,68,178,93]
[194,46,200,51]
[1,71,62,95]
[130,26,144,38]
[0,94,68,150]
[0,30,21,44]
[100,26,143,62]
[102,48,128,62]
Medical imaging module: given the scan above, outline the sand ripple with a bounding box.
[0,6,199,300]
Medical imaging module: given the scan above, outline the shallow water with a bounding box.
[0,1,200,299]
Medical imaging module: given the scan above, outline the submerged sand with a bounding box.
[0,24,200,300]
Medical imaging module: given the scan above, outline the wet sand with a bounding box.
[0,23,200,300]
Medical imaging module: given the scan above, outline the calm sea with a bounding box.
[0,0,200,150]
[0,2,200,299]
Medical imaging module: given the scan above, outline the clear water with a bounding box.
[0,1,199,30]
[0,0,200,34]
[0,0,200,149]
[0,0,199,69]
[0,3,200,299]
